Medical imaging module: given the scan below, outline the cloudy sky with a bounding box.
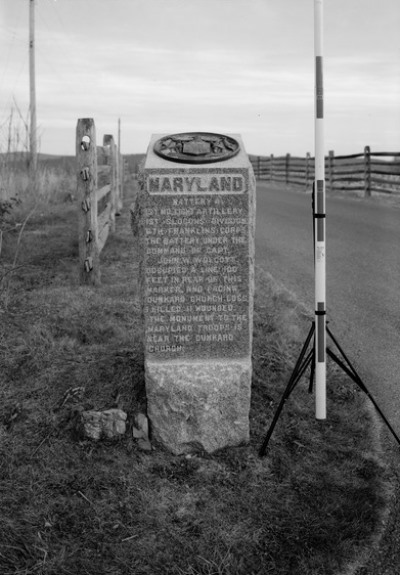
[1,0,399,157]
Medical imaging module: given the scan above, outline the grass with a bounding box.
[0,172,392,575]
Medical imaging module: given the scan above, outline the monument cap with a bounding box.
[153,132,240,165]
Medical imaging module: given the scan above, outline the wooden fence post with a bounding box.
[114,145,122,215]
[364,146,371,197]
[118,117,122,207]
[328,150,334,193]
[114,141,119,215]
[270,154,274,182]
[257,156,261,179]
[305,152,311,189]
[118,150,124,209]
[285,153,290,184]
[103,134,117,231]
[76,118,100,286]
[111,138,117,229]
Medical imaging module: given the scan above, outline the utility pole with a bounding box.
[29,0,37,178]
[118,117,123,204]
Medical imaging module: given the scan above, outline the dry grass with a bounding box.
[1,156,76,204]
[0,172,393,575]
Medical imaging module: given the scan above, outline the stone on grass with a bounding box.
[81,408,127,440]
[132,413,152,451]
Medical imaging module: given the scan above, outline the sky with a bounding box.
[0,0,399,157]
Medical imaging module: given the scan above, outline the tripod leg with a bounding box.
[308,349,315,393]
[289,349,315,395]
[326,328,400,448]
[258,381,295,457]
[259,325,315,457]
[287,322,315,388]
[326,347,364,390]
[326,326,359,381]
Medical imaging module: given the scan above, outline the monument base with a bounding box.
[145,360,251,455]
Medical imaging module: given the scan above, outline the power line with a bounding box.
[46,0,66,30]
[0,7,26,92]
[0,51,29,129]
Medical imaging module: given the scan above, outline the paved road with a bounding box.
[255,182,400,440]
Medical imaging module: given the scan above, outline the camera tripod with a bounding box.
[259,0,400,457]
[259,320,400,456]
[259,183,400,456]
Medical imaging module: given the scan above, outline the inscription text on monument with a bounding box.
[144,168,250,360]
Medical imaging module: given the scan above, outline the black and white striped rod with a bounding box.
[314,0,326,420]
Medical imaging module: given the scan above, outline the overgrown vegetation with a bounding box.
[0,104,76,310]
[0,168,392,575]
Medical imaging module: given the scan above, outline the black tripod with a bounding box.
[259,190,400,457]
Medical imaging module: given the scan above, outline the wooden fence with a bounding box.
[76,118,124,285]
[249,147,400,197]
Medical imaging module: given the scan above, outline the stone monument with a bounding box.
[135,132,256,454]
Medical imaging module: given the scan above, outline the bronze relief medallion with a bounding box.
[153,132,240,164]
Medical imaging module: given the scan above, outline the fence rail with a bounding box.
[76,118,124,285]
[249,147,400,197]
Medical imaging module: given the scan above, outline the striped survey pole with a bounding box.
[314,0,326,420]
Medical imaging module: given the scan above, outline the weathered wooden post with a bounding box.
[118,117,123,209]
[114,145,122,215]
[118,150,124,209]
[103,135,117,230]
[114,142,119,214]
[285,153,290,184]
[328,150,334,193]
[270,154,274,182]
[257,156,261,179]
[76,118,100,286]
[305,152,311,189]
[364,145,371,197]
[111,138,118,224]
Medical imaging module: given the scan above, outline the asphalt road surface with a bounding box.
[255,182,400,441]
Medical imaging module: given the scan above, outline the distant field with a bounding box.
[0,152,145,172]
